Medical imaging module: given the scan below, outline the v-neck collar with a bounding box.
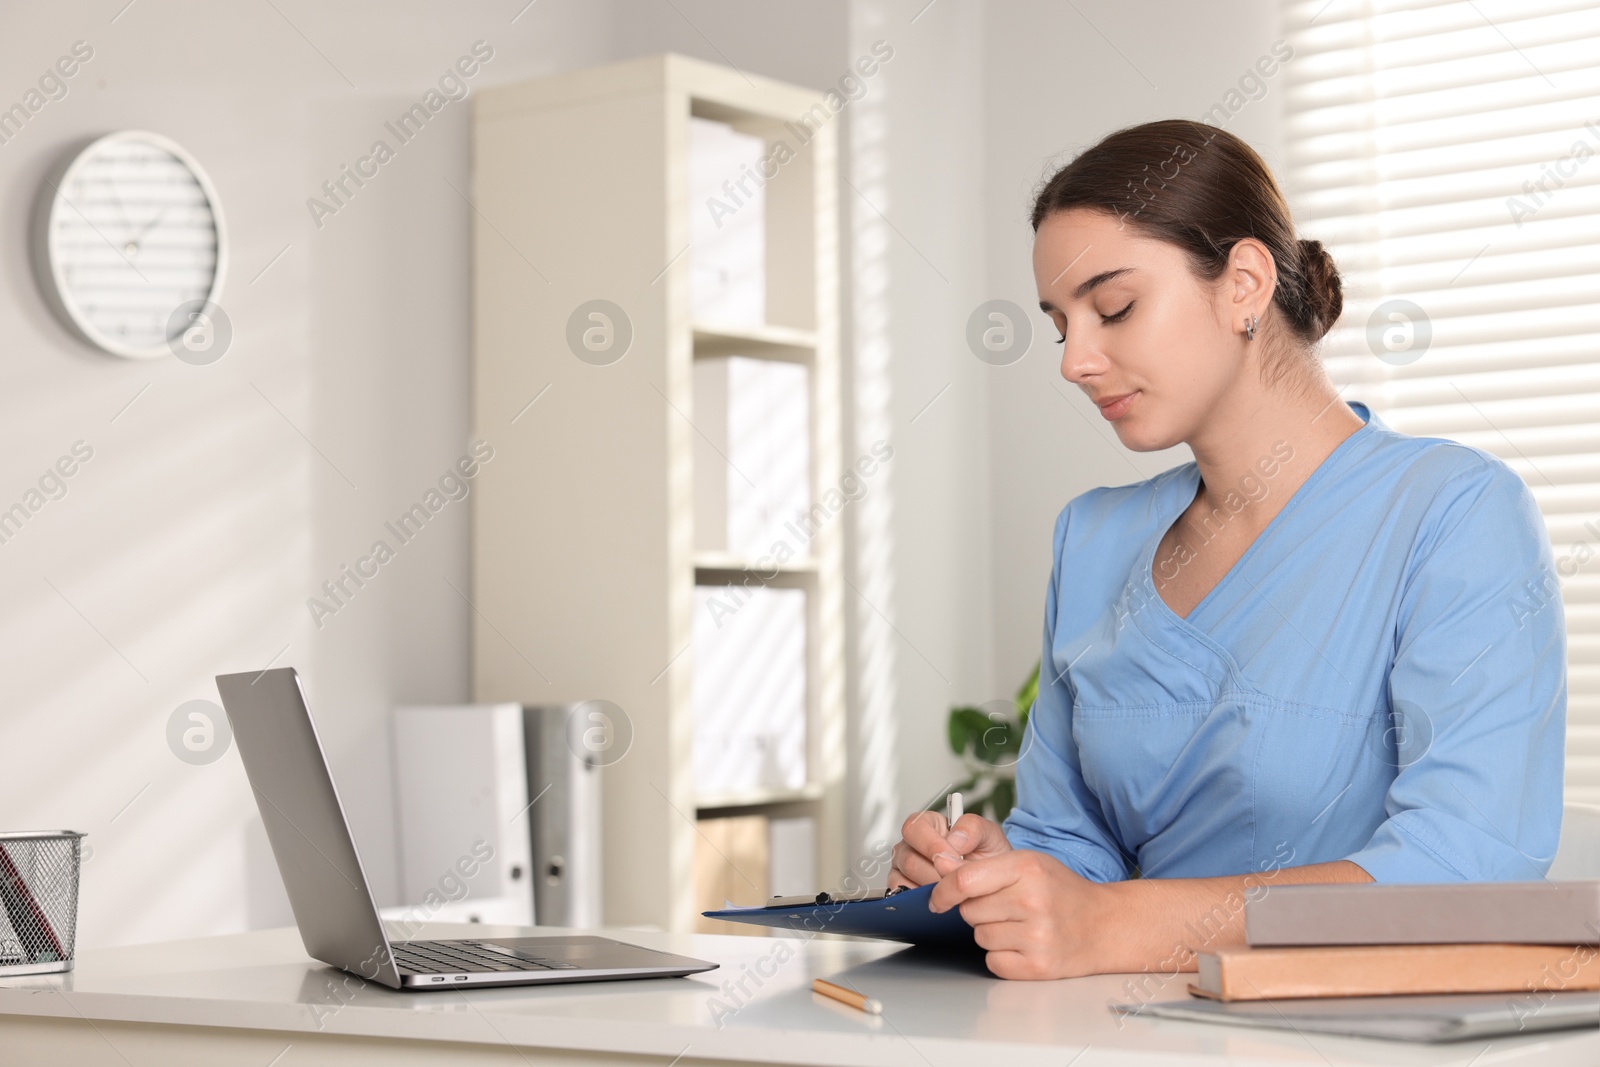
[1140,400,1376,631]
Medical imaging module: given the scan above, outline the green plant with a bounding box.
[936,660,1039,823]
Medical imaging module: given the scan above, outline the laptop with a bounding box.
[216,667,717,990]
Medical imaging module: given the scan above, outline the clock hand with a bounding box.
[104,181,135,240]
[131,203,170,243]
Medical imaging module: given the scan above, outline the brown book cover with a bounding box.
[1190,943,1600,1002]
[1244,881,1600,946]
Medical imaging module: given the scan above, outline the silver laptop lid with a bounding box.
[215,667,403,989]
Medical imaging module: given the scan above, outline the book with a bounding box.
[1191,942,1600,1001]
[1244,880,1600,946]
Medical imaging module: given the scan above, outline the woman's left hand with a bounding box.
[927,849,1116,979]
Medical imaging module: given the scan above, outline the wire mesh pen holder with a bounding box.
[0,831,85,976]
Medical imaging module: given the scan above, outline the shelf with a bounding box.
[694,552,818,575]
[693,321,817,363]
[472,53,843,935]
[696,783,825,813]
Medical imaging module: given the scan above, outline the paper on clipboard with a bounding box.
[702,883,976,948]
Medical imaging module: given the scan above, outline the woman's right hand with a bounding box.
[888,808,1013,889]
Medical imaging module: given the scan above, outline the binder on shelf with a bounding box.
[692,356,811,560]
[688,116,765,326]
[692,583,807,799]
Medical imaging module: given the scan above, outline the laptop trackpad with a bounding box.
[474,935,683,968]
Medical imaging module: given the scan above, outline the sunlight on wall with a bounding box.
[849,0,902,861]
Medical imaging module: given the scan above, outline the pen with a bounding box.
[946,791,964,854]
[812,977,882,1015]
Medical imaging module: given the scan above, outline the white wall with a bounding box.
[841,0,993,856]
[0,0,1292,951]
[0,0,619,949]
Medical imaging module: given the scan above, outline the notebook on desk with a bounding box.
[1113,991,1600,1043]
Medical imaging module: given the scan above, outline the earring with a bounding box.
[1245,315,1258,341]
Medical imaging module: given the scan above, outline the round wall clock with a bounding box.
[35,130,227,359]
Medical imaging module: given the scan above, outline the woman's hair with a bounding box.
[1030,119,1342,348]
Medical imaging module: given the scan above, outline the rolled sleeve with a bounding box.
[1003,507,1133,883]
[1344,457,1566,883]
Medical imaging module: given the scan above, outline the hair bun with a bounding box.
[1298,238,1343,341]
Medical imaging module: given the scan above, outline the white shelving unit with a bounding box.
[470,53,844,933]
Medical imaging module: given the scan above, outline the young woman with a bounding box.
[889,119,1566,981]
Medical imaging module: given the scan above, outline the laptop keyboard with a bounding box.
[393,939,581,974]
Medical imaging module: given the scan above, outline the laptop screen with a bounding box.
[216,667,403,989]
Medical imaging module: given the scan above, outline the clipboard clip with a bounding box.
[764,885,912,909]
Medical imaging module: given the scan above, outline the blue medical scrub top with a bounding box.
[1004,401,1566,884]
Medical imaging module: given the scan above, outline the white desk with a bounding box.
[1,922,1596,1066]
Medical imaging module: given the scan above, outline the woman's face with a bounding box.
[1033,208,1248,453]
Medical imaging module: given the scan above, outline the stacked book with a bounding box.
[1191,881,1600,1002]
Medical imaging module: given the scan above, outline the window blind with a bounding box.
[1283,0,1600,803]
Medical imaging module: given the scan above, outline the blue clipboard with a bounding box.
[701,883,975,948]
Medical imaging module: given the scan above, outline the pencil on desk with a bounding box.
[812,977,883,1015]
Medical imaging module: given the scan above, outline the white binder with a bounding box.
[391,704,535,926]
[390,703,603,929]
